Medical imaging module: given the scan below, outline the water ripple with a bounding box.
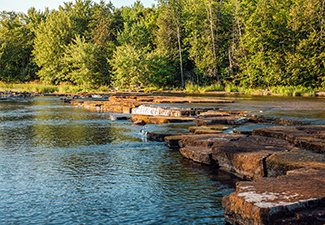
[0,97,237,224]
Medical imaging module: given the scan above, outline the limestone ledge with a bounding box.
[170,125,325,225]
[223,168,325,225]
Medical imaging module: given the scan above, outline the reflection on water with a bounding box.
[0,97,238,224]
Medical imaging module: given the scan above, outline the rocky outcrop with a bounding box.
[178,133,245,166]
[254,125,325,153]
[195,111,249,126]
[164,135,184,149]
[70,95,236,125]
[265,150,325,177]
[211,135,298,180]
[131,114,194,124]
[175,125,325,179]
[188,125,230,134]
[70,95,235,114]
[173,124,325,225]
[131,105,219,117]
[223,168,325,225]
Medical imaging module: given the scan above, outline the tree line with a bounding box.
[0,0,324,90]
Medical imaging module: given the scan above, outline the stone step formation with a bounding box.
[65,94,325,225]
[169,126,325,225]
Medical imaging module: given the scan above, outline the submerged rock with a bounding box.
[109,114,131,121]
[146,131,179,142]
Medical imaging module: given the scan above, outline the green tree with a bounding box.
[236,0,294,87]
[110,44,145,89]
[33,0,94,84]
[0,10,44,82]
[183,0,233,84]
[63,36,100,86]
[89,1,122,85]
[286,0,325,87]
[156,0,187,87]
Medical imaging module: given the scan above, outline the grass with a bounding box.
[185,82,224,93]
[0,81,319,97]
[0,81,111,94]
[0,81,58,93]
[269,85,316,97]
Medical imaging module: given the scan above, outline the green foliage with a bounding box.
[269,86,316,97]
[235,0,324,88]
[110,44,175,89]
[110,44,144,89]
[0,0,323,93]
[225,82,239,92]
[0,11,41,82]
[185,81,224,93]
[63,36,100,86]
[0,81,58,93]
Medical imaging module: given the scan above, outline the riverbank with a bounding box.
[1,81,325,97]
[64,93,325,225]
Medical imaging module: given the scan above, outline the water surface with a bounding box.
[0,97,237,224]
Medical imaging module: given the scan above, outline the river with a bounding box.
[0,96,238,224]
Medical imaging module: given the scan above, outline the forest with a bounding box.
[0,0,324,92]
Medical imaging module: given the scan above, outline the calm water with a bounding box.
[0,97,237,224]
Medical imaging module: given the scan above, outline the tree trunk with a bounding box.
[176,17,184,88]
[207,0,219,81]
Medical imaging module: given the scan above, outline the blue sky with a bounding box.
[0,0,156,13]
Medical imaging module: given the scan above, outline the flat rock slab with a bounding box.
[132,105,219,117]
[164,135,185,149]
[232,124,274,135]
[189,125,230,133]
[266,150,325,177]
[195,116,249,126]
[131,114,194,124]
[145,131,182,142]
[179,133,244,148]
[223,168,325,225]
[211,135,297,180]
[199,110,247,117]
[249,114,322,126]
[179,146,214,165]
[192,129,223,134]
[70,95,235,114]
[254,125,325,153]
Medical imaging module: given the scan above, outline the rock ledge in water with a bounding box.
[223,168,325,225]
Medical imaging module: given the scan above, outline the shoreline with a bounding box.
[1,89,325,99]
